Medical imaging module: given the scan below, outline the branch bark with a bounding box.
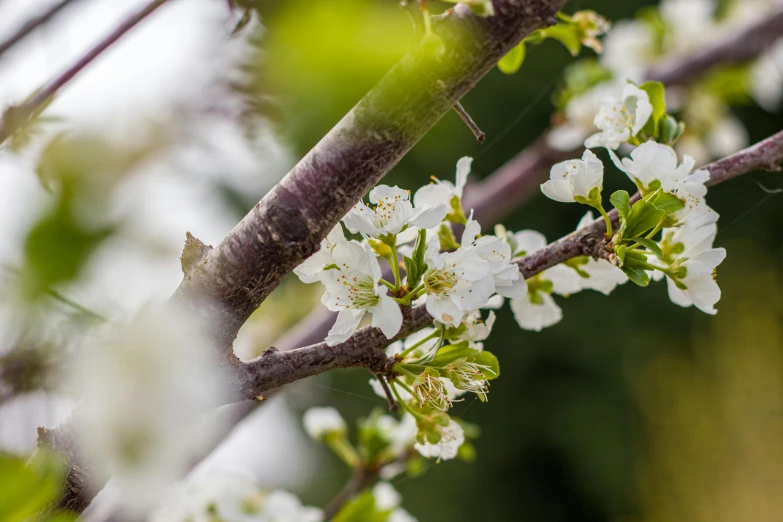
[172,0,566,368]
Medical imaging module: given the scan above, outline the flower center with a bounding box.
[423,267,458,295]
[335,273,378,309]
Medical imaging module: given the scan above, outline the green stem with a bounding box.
[645,223,663,240]
[325,435,360,468]
[398,283,425,306]
[390,381,422,419]
[379,279,396,291]
[398,330,440,359]
[595,204,613,237]
[384,236,401,291]
[422,6,432,35]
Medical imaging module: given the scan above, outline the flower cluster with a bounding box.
[294,159,525,346]
[542,80,726,315]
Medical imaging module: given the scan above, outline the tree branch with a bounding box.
[646,5,783,86]
[0,0,82,60]
[40,1,567,514]
[0,0,172,145]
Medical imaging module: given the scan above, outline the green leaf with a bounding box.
[623,200,665,239]
[633,238,664,259]
[403,256,418,288]
[540,24,582,56]
[332,491,390,522]
[615,245,627,267]
[639,81,666,130]
[0,451,64,522]
[610,190,631,222]
[621,266,650,287]
[649,191,685,215]
[474,351,500,380]
[497,42,525,74]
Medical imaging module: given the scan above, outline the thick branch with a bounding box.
[0,0,172,145]
[172,0,566,365]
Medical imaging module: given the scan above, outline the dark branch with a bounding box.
[0,0,172,145]
[0,0,82,60]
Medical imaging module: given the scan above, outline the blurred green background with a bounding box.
[245,0,783,520]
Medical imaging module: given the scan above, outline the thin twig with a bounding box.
[453,101,486,143]
[0,0,82,60]
[0,0,173,145]
[374,373,399,412]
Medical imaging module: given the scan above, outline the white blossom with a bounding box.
[413,156,471,210]
[320,242,402,345]
[548,82,621,151]
[372,482,418,522]
[508,231,581,331]
[655,224,726,314]
[421,231,494,327]
[619,141,698,193]
[66,306,229,514]
[303,406,346,440]
[293,224,347,284]
[541,149,604,204]
[705,116,749,159]
[342,185,447,239]
[462,216,528,301]
[413,419,465,461]
[460,309,496,348]
[585,84,653,150]
[660,0,718,50]
[572,212,628,295]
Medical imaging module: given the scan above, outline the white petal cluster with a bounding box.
[293,225,347,283]
[66,306,229,515]
[541,149,604,204]
[585,84,653,150]
[303,406,346,440]
[548,83,623,151]
[653,224,726,314]
[508,231,581,332]
[319,242,403,345]
[618,141,717,229]
[342,185,447,238]
[150,469,323,522]
[413,156,471,210]
[413,419,465,461]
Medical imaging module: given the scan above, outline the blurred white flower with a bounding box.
[151,468,323,522]
[660,0,718,51]
[66,305,229,515]
[372,481,418,521]
[302,407,346,440]
[413,419,464,461]
[342,186,447,239]
[585,84,653,150]
[705,116,749,159]
[541,149,604,205]
[319,242,402,346]
[600,20,655,83]
[751,38,783,112]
